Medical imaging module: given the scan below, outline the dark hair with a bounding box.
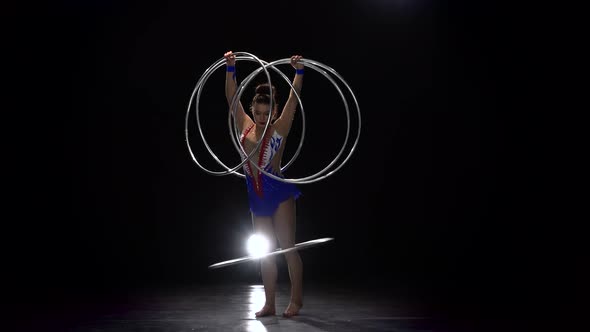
[251,83,278,108]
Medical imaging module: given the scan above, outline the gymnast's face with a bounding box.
[252,103,277,127]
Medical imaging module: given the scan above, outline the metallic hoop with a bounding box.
[185,53,361,184]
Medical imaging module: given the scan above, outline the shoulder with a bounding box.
[241,123,255,138]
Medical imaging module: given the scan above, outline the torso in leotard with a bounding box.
[239,123,287,196]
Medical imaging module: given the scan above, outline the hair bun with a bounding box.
[255,83,275,96]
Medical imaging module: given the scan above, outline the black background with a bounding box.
[6,1,570,330]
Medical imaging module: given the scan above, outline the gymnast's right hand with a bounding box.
[224,51,236,66]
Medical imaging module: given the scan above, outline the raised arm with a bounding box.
[275,55,304,136]
[224,51,253,133]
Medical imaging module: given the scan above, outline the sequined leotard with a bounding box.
[240,123,301,216]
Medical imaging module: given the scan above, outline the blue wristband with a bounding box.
[296,68,304,75]
[226,66,235,72]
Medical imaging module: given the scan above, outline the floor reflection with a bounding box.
[245,319,268,332]
[247,285,268,331]
[248,284,266,317]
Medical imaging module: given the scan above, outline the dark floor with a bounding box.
[22,281,469,332]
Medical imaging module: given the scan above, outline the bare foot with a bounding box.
[255,305,276,317]
[282,302,302,318]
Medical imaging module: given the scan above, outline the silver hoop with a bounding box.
[185,53,361,184]
[186,54,273,176]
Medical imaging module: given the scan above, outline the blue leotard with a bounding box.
[240,124,301,217]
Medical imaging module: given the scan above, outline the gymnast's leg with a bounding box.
[273,197,303,317]
[252,215,278,317]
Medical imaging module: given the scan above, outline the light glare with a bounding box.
[247,234,270,257]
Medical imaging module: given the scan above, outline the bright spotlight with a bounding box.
[247,234,270,258]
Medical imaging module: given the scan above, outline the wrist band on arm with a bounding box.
[296,68,304,75]
[226,66,235,72]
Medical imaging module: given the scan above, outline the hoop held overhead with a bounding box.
[185,52,361,184]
